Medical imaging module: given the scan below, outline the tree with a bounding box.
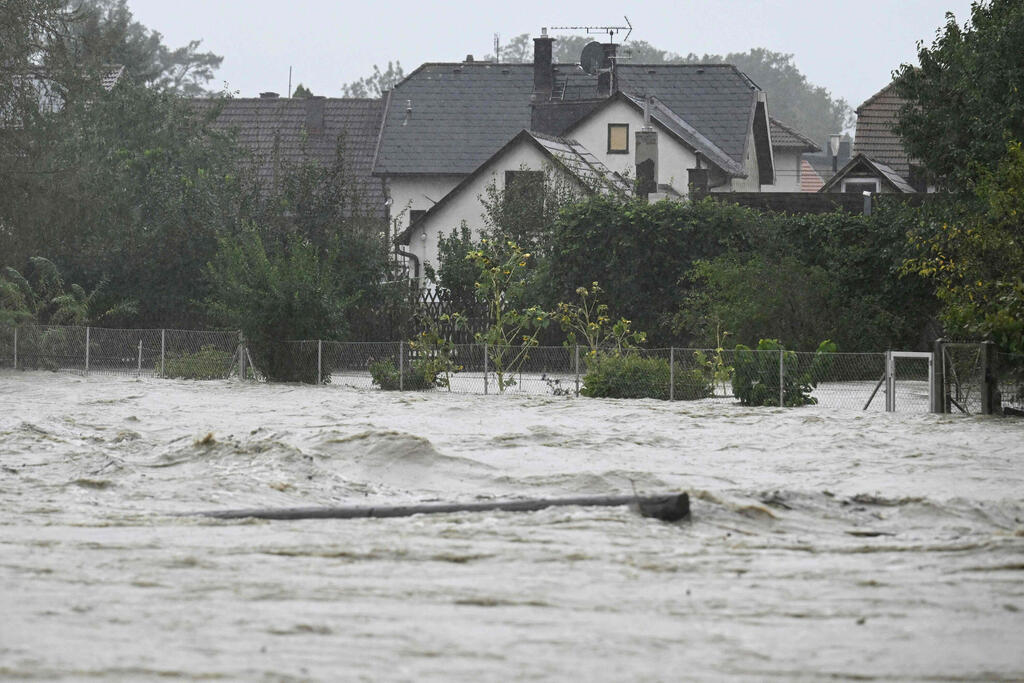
[291,83,313,98]
[904,141,1024,353]
[340,61,404,98]
[893,0,1024,188]
[58,0,223,96]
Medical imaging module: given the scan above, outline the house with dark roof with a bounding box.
[767,117,820,191]
[820,81,929,195]
[194,93,388,217]
[376,31,815,275]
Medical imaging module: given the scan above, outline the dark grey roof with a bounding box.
[769,117,820,152]
[395,129,628,245]
[374,62,760,177]
[819,153,915,193]
[624,94,746,177]
[194,96,387,216]
[853,82,913,179]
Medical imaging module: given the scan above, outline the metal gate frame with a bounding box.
[885,351,934,412]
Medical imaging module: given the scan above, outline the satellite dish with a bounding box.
[580,41,605,75]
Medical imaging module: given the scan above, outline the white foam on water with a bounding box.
[1,370,1022,680]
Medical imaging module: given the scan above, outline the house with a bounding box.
[766,117,820,192]
[374,31,810,275]
[821,82,928,194]
[194,92,388,217]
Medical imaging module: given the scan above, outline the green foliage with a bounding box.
[291,83,314,98]
[161,345,233,380]
[581,353,711,401]
[408,313,464,390]
[341,61,404,98]
[0,257,133,326]
[434,223,480,303]
[369,358,441,391]
[205,227,357,382]
[555,281,645,353]
[64,0,223,96]
[731,339,834,407]
[893,0,1024,189]
[904,141,1024,353]
[467,240,550,392]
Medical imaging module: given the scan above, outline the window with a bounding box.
[841,180,879,194]
[607,123,629,154]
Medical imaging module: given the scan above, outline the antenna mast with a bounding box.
[549,15,632,43]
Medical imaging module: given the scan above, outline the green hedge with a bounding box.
[581,353,712,400]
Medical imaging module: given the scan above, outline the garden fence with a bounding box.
[1,324,1021,416]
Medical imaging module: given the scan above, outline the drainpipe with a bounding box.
[395,248,420,282]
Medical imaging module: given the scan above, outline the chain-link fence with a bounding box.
[3,324,1021,416]
[0,325,240,378]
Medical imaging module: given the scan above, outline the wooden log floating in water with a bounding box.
[196,492,690,523]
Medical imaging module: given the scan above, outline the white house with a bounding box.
[371,32,817,277]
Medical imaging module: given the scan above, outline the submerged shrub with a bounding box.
[161,345,233,380]
[369,358,442,391]
[581,353,711,400]
[732,338,835,406]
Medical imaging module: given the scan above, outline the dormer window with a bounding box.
[608,123,629,154]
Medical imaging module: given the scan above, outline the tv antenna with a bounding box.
[549,15,632,44]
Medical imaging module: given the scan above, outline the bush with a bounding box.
[732,339,834,407]
[161,345,234,380]
[581,352,712,400]
[369,358,442,391]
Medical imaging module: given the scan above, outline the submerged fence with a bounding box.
[1,324,1021,415]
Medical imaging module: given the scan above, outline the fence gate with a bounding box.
[940,342,988,415]
[885,351,934,412]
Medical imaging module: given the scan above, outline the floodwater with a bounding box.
[1,371,1022,681]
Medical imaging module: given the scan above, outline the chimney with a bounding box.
[635,97,658,199]
[597,43,618,95]
[688,168,710,197]
[305,95,325,134]
[533,28,554,101]
[259,91,279,99]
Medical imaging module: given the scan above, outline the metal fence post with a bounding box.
[160,329,165,378]
[573,344,581,397]
[483,343,488,395]
[238,331,245,380]
[885,351,894,412]
[670,347,675,401]
[778,349,784,407]
[136,339,142,377]
[981,340,995,415]
[398,341,404,391]
[930,339,945,413]
[85,326,90,374]
[13,327,17,370]
[317,340,323,386]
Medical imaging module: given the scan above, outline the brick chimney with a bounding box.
[597,43,618,95]
[533,28,554,101]
[305,95,325,134]
[635,97,658,198]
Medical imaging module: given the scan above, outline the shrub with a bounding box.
[161,345,233,380]
[732,338,835,407]
[369,358,441,391]
[581,352,712,400]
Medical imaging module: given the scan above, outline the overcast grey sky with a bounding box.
[126,0,975,109]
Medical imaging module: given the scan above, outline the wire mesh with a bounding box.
[994,351,1024,413]
[2,323,1014,417]
[942,343,985,415]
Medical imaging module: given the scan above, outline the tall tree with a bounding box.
[59,0,223,96]
[893,0,1024,189]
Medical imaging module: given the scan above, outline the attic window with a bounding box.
[608,123,629,154]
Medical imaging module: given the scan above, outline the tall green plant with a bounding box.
[467,239,549,392]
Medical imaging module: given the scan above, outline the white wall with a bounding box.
[386,175,461,232]
[407,142,563,273]
[567,100,698,197]
[763,150,801,192]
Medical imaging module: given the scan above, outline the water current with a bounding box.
[1,371,1022,680]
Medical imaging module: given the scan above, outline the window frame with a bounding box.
[607,123,630,154]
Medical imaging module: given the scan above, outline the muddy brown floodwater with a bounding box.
[1,371,1023,681]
